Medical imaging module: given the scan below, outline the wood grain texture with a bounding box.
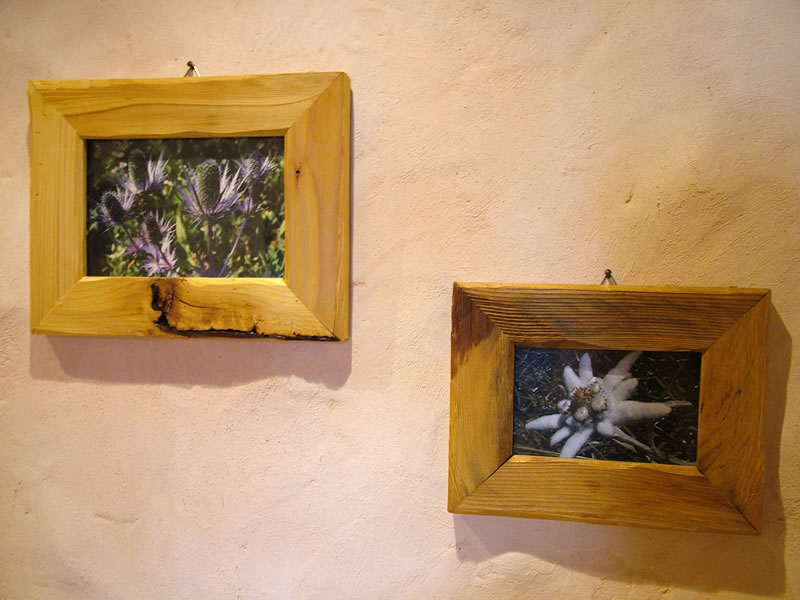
[461,283,767,351]
[449,283,770,533]
[285,72,351,338]
[32,278,333,338]
[29,83,85,330]
[456,456,755,534]
[449,285,513,510]
[31,73,341,137]
[29,73,351,339]
[698,294,770,531]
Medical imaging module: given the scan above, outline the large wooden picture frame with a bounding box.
[29,72,350,339]
[449,283,770,534]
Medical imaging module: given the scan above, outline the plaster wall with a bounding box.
[1,1,799,598]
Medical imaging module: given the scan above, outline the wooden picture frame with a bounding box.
[29,72,350,339]
[449,283,770,534]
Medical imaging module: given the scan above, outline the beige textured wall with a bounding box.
[1,1,799,598]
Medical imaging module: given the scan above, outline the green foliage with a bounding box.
[86,137,285,278]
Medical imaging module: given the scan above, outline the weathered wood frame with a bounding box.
[449,283,770,534]
[29,72,350,339]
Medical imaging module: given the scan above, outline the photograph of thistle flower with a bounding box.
[86,137,285,278]
[514,348,701,465]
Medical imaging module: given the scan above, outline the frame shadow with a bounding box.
[451,305,790,596]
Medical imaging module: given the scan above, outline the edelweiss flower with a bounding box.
[525,352,688,459]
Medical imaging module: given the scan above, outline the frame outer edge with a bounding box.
[28,73,350,340]
[28,81,44,332]
[449,283,771,533]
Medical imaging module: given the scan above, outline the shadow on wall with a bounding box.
[29,335,353,389]
[452,305,791,596]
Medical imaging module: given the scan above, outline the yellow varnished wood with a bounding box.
[29,73,350,339]
[29,83,85,329]
[34,277,332,338]
[285,72,351,338]
[31,73,341,137]
[449,283,770,533]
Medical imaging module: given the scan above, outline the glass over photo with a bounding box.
[86,137,285,278]
[514,348,701,464]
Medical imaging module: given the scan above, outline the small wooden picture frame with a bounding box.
[449,283,770,534]
[29,72,350,339]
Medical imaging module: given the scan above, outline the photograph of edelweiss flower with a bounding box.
[86,137,284,278]
[514,348,701,465]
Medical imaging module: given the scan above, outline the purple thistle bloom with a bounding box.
[141,212,174,246]
[137,214,178,276]
[142,235,179,276]
[235,151,277,217]
[237,150,274,183]
[97,187,137,228]
[122,149,167,197]
[179,159,245,223]
[237,188,264,217]
[122,232,148,256]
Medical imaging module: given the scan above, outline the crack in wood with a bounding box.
[149,281,337,341]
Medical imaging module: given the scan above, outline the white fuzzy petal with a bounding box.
[608,400,671,426]
[563,366,582,393]
[578,353,593,384]
[560,426,595,458]
[665,400,691,408]
[596,419,615,437]
[550,426,573,446]
[526,413,564,430]
[614,351,642,374]
[603,351,642,389]
[610,377,638,405]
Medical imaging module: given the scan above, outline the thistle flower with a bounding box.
[237,150,274,183]
[97,187,136,228]
[142,234,178,276]
[179,159,245,223]
[135,213,178,276]
[141,212,174,246]
[236,190,264,218]
[122,149,167,197]
[122,232,149,256]
[526,352,690,459]
[235,151,275,216]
